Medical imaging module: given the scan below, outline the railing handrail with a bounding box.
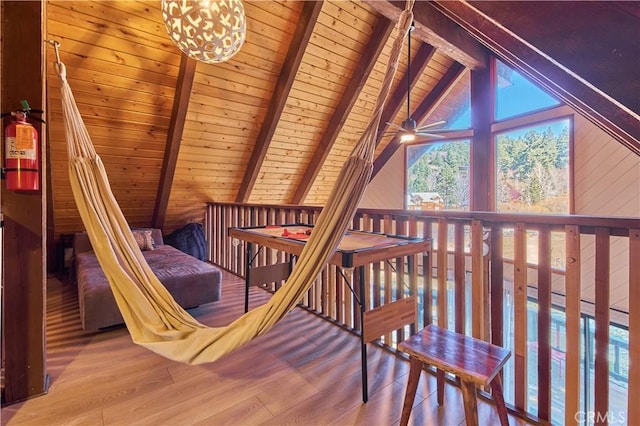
[207,201,638,235]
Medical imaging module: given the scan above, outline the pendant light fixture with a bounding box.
[162,0,247,64]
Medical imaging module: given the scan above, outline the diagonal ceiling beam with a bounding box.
[371,62,465,179]
[375,41,436,147]
[363,0,488,70]
[290,16,394,205]
[236,1,323,203]
[431,0,639,155]
[152,54,196,230]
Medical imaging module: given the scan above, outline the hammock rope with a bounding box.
[55,0,415,364]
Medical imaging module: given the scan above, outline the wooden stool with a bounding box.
[398,324,511,426]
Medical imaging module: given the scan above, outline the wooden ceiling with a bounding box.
[44,0,639,236]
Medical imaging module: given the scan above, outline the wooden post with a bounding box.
[470,65,492,211]
[1,0,48,404]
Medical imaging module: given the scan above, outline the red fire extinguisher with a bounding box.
[3,106,40,191]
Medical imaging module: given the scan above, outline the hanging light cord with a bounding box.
[406,24,411,121]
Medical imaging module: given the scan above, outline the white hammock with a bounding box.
[55,2,414,364]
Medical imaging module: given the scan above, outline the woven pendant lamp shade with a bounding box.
[162,0,246,64]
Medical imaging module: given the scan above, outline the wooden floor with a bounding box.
[2,270,530,425]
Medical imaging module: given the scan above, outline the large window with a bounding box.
[496,119,571,214]
[495,60,561,121]
[406,140,470,211]
[493,59,571,214]
[404,71,471,211]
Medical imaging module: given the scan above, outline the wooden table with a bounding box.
[228,224,431,402]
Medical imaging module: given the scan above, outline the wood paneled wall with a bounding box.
[573,113,640,314]
[46,0,181,235]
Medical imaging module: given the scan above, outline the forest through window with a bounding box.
[496,119,570,213]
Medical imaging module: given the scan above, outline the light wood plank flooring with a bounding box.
[2,270,530,425]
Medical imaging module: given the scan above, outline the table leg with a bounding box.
[436,368,445,405]
[490,374,509,426]
[359,265,367,403]
[460,380,479,426]
[400,357,423,426]
[244,242,252,313]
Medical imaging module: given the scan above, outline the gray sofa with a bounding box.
[73,229,222,330]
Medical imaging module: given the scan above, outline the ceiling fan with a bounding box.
[385,24,447,142]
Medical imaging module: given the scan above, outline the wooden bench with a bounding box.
[398,324,511,426]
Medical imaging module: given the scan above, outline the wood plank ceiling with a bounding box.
[45,0,466,235]
[45,0,638,237]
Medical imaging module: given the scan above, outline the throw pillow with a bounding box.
[132,229,155,251]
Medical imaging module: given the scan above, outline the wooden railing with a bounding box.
[206,202,639,425]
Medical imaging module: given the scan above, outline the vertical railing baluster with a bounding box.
[423,218,433,327]
[223,205,230,270]
[437,218,448,328]
[490,225,504,347]
[454,221,466,335]
[514,222,528,412]
[328,264,336,320]
[594,227,610,426]
[362,214,373,311]
[471,219,485,339]
[372,215,382,309]
[336,266,344,325]
[408,216,419,339]
[565,225,581,425]
[629,228,640,426]
[383,214,393,343]
[232,204,238,272]
[537,225,552,422]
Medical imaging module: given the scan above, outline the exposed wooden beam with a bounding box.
[290,16,394,204]
[152,54,196,230]
[363,0,488,70]
[371,62,465,179]
[470,66,492,211]
[431,0,640,155]
[375,42,436,147]
[236,1,323,203]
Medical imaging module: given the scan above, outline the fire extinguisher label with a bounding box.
[6,124,36,160]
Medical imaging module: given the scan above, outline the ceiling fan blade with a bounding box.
[416,120,447,131]
[416,132,446,139]
[385,122,405,131]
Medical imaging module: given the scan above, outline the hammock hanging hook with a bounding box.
[47,39,61,65]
